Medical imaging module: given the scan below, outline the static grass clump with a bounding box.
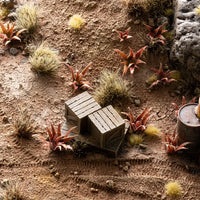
[144,125,160,136]
[13,108,37,139]
[29,42,60,74]
[68,14,85,29]
[2,182,24,200]
[128,134,143,145]
[15,2,37,33]
[94,70,130,107]
[165,181,182,198]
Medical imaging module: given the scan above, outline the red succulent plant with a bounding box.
[122,106,151,133]
[66,62,92,93]
[144,23,167,45]
[0,22,26,46]
[149,63,175,89]
[116,27,132,42]
[171,96,196,117]
[114,46,147,76]
[41,123,76,151]
[162,130,190,154]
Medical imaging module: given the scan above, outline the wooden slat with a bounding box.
[69,94,92,110]
[107,105,124,126]
[72,97,94,112]
[79,104,101,119]
[103,106,120,126]
[98,109,116,130]
[93,112,110,133]
[65,91,89,105]
[88,114,105,133]
[75,101,99,116]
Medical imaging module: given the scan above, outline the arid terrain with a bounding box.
[0,0,200,199]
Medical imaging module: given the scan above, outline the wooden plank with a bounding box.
[93,112,110,133]
[69,93,91,110]
[65,91,89,105]
[98,109,116,130]
[103,106,120,126]
[72,97,95,112]
[88,114,106,133]
[75,101,99,116]
[79,104,101,119]
[107,105,124,126]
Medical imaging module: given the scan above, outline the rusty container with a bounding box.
[177,103,200,153]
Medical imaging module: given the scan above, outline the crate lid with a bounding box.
[88,105,125,134]
[65,91,101,118]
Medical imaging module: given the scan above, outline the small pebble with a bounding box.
[123,166,129,172]
[9,47,19,56]
[106,180,114,188]
[2,116,9,124]
[125,161,131,168]
[90,187,98,193]
[134,99,141,107]
[54,172,60,178]
[74,171,78,175]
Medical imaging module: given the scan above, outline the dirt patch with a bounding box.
[0,0,200,199]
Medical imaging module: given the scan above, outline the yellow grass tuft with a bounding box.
[94,70,130,107]
[68,14,85,29]
[29,42,60,74]
[144,125,160,137]
[128,134,143,145]
[194,5,200,16]
[165,181,182,198]
[0,7,11,18]
[15,2,37,33]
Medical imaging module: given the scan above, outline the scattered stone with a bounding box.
[54,172,60,178]
[134,19,141,25]
[106,180,114,188]
[119,164,123,169]
[85,1,97,11]
[54,100,59,105]
[139,144,147,150]
[74,171,78,175]
[134,99,141,107]
[123,166,129,172]
[50,168,56,174]
[90,187,98,193]
[125,161,131,168]
[9,47,19,56]
[2,116,9,124]
[0,49,5,56]
[76,184,80,188]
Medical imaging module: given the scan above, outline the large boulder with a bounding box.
[170,0,200,82]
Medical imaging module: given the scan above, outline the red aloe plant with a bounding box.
[122,106,151,133]
[162,130,190,154]
[149,63,175,89]
[0,22,26,46]
[66,62,92,93]
[41,123,76,151]
[144,23,167,45]
[114,46,147,76]
[171,96,196,117]
[116,27,132,42]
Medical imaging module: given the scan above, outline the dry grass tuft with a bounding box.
[15,2,37,33]
[68,14,85,29]
[165,181,182,198]
[2,182,24,200]
[0,7,10,18]
[94,70,130,107]
[128,134,143,145]
[144,125,160,137]
[13,108,37,139]
[29,42,60,74]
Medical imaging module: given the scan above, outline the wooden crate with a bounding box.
[87,105,125,149]
[65,91,101,134]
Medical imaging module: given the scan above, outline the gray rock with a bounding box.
[0,49,5,56]
[9,47,19,56]
[134,99,141,107]
[106,180,114,188]
[170,0,200,84]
